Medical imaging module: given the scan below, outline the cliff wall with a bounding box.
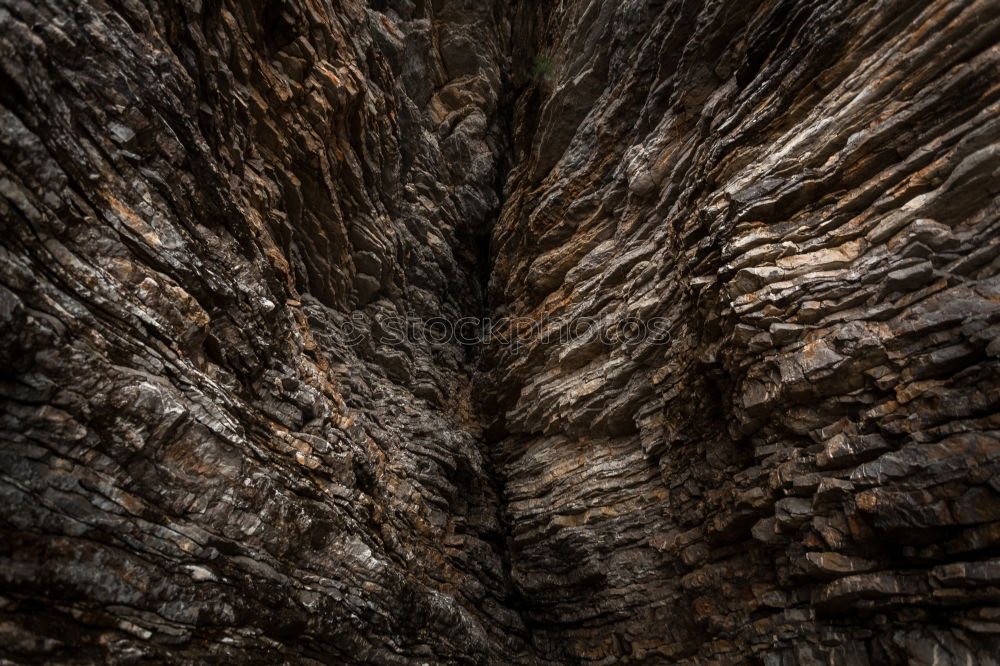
[2,0,999,663]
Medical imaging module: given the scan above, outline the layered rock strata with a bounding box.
[1,0,1000,664]
[0,0,523,662]
[490,0,1000,662]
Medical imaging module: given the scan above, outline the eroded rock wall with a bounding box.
[0,0,525,662]
[2,0,1000,664]
[490,0,1000,662]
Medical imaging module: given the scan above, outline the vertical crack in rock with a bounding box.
[2,0,1000,664]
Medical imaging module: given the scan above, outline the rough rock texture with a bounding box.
[489,0,1000,662]
[0,1,524,662]
[2,0,1000,664]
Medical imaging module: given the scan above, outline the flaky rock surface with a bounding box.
[489,0,1000,662]
[1,0,520,662]
[2,0,1000,664]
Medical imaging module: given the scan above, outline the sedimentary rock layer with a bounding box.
[2,0,1000,664]
[0,1,523,662]
[490,0,1000,662]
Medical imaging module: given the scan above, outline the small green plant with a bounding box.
[529,54,555,82]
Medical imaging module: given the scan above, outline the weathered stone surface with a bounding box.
[0,0,522,662]
[2,0,1000,664]
[487,0,1000,662]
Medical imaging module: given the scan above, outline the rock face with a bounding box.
[487,0,1000,662]
[0,0,523,662]
[2,0,999,664]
